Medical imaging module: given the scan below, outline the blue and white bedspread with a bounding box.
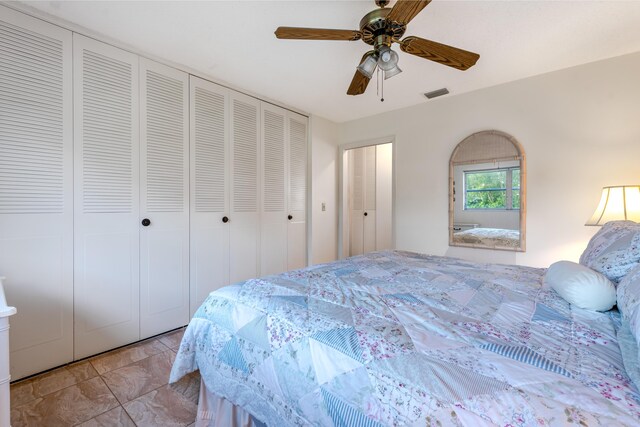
[170,250,640,426]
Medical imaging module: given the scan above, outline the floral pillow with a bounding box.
[579,220,640,283]
[617,264,640,348]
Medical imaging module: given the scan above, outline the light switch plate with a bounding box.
[321,202,326,211]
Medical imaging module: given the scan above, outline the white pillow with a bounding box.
[545,260,616,311]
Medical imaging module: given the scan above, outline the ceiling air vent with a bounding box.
[424,88,449,99]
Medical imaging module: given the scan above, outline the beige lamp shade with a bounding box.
[586,185,640,226]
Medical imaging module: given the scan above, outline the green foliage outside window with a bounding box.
[512,169,520,209]
[464,168,520,210]
[466,190,506,209]
[512,190,520,209]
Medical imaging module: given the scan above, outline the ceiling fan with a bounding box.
[274,0,480,96]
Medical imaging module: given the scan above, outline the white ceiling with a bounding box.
[16,0,640,123]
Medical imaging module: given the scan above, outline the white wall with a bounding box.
[339,51,640,267]
[310,115,340,264]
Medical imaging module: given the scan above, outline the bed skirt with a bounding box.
[195,379,266,427]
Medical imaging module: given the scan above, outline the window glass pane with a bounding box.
[466,170,506,191]
[512,168,520,189]
[512,168,520,209]
[466,190,506,209]
[512,190,520,209]
[465,169,507,209]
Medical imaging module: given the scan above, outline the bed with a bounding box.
[452,227,520,249]
[170,248,640,426]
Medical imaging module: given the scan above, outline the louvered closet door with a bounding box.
[362,145,377,253]
[189,76,229,315]
[286,113,308,270]
[260,104,287,276]
[73,34,140,359]
[229,93,260,283]
[349,148,364,256]
[0,6,73,379]
[139,59,189,338]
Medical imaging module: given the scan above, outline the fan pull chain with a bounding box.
[376,68,384,102]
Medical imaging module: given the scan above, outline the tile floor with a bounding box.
[10,327,200,427]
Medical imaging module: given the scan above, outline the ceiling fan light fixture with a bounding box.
[357,53,378,78]
[384,65,402,80]
[377,46,399,72]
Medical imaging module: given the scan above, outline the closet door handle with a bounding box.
[288,215,293,220]
[222,216,229,223]
[363,212,368,217]
[141,218,151,227]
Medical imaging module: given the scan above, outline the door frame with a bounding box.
[338,136,396,259]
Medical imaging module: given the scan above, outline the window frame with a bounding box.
[463,166,521,211]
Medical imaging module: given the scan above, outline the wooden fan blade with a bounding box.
[400,36,479,70]
[386,0,432,25]
[347,52,374,96]
[275,27,362,41]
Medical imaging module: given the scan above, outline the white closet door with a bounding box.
[189,76,229,315]
[349,148,364,256]
[363,145,377,253]
[139,59,189,338]
[0,7,73,379]
[229,93,260,283]
[287,113,308,270]
[375,143,393,251]
[73,34,140,359]
[260,104,287,276]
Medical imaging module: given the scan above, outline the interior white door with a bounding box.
[362,145,377,253]
[260,104,287,276]
[189,76,230,315]
[0,6,74,379]
[139,58,189,338]
[287,113,308,270]
[349,148,364,256]
[349,145,377,256]
[375,143,393,251]
[73,34,140,359]
[229,93,260,283]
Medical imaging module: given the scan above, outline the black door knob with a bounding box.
[364,212,368,216]
[222,216,229,223]
[288,215,293,220]
[141,218,151,226]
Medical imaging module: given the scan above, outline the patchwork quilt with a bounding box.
[170,251,640,426]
